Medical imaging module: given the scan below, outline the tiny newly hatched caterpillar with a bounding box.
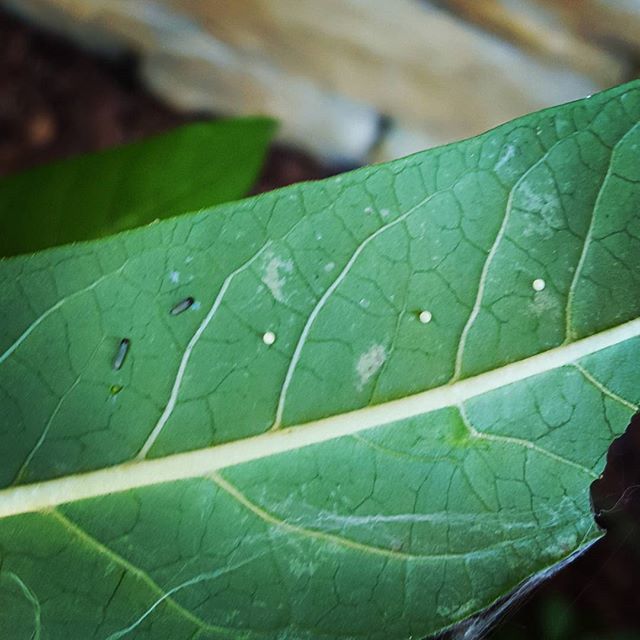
[170,296,195,315]
[112,338,130,370]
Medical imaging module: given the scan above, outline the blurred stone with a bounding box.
[1,0,633,162]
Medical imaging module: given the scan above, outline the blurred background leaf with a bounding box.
[0,117,276,257]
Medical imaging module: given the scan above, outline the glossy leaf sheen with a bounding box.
[0,83,639,639]
[0,118,276,258]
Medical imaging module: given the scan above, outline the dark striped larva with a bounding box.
[170,297,195,316]
[112,338,130,370]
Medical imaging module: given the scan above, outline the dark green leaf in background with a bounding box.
[0,117,276,257]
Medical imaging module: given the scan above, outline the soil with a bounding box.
[1,7,639,639]
[0,8,334,188]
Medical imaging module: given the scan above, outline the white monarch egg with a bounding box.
[532,278,546,292]
[112,338,130,370]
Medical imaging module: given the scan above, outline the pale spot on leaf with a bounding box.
[356,344,386,390]
[495,143,516,171]
[262,253,294,303]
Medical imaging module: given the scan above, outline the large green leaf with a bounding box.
[0,118,276,258]
[0,81,639,639]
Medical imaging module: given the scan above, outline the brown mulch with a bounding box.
[0,8,333,189]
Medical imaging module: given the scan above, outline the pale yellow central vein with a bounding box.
[0,317,637,519]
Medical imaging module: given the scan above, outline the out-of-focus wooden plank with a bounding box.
[161,0,602,143]
[436,0,627,84]
[536,0,640,54]
[1,0,612,161]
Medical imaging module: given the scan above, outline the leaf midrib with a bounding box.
[1,317,638,520]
